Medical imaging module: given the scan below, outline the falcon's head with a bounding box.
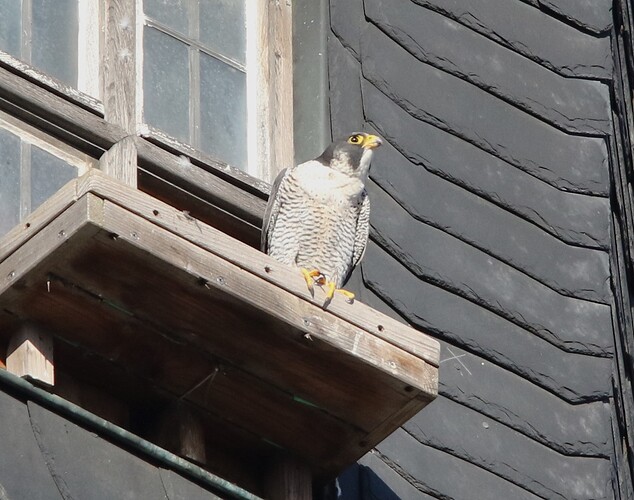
[318,132,382,179]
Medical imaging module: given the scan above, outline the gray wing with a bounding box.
[352,190,371,267]
[261,167,288,253]
[342,190,371,285]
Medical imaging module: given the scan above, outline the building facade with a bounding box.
[0,0,632,499]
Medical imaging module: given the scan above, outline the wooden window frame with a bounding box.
[1,0,292,187]
[0,0,103,113]
[0,0,297,251]
[134,0,293,182]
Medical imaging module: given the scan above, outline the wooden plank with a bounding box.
[6,323,54,386]
[0,51,104,114]
[0,194,103,299]
[51,219,424,433]
[0,108,98,173]
[77,170,440,366]
[267,0,294,177]
[135,138,266,228]
[0,177,80,265]
[265,457,312,500]
[0,186,438,475]
[99,200,433,398]
[2,189,426,431]
[100,136,138,187]
[0,66,125,153]
[0,234,371,470]
[137,169,261,248]
[140,127,271,197]
[103,0,136,132]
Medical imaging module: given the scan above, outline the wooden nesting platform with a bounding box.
[0,170,439,481]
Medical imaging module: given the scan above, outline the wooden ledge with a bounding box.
[0,169,439,482]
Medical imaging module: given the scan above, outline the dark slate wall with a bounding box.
[328,1,616,498]
[606,1,634,498]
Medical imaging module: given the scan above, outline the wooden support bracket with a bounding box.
[6,323,54,386]
[156,404,207,465]
[265,456,313,500]
[99,136,138,188]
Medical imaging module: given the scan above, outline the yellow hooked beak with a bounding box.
[361,134,383,150]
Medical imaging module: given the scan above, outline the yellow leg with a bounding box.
[322,281,336,309]
[337,289,355,302]
[322,282,356,309]
[301,268,324,297]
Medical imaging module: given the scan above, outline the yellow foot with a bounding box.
[322,281,356,309]
[301,268,325,297]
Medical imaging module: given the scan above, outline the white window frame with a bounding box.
[134,0,293,181]
[0,0,102,112]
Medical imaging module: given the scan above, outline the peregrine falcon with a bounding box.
[261,132,382,308]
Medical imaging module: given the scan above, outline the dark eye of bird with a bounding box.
[348,134,362,144]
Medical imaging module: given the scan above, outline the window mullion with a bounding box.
[102,0,138,187]
[189,0,200,150]
[21,0,32,64]
[250,0,294,181]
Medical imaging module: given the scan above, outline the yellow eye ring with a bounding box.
[348,134,363,144]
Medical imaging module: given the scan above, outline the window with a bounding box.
[0,0,303,245]
[0,110,94,237]
[142,0,247,169]
[0,0,101,102]
[138,0,293,179]
[0,0,294,181]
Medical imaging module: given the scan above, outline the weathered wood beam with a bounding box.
[0,66,124,155]
[0,51,103,114]
[135,137,266,228]
[255,0,294,181]
[103,0,138,186]
[0,174,439,479]
[100,136,138,188]
[103,0,136,132]
[6,323,54,386]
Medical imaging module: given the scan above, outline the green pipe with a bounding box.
[0,369,262,500]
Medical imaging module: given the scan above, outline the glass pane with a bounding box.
[31,146,77,211]
[32,0,78,86]
[0,0,22,57]
[200,53,246,169]
[199,0,245,65]
[0,129,21,236]
[144,27,190,143]
[145,0,188,36]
